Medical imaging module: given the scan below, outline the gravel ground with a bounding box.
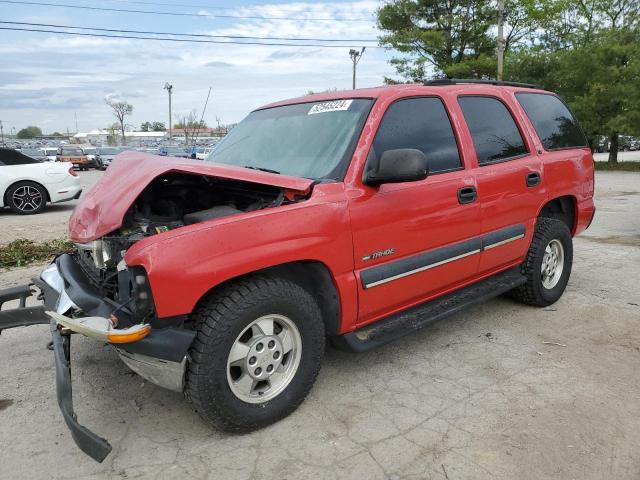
[0,171,639,480]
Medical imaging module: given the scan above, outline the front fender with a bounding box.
[124,200,355,320]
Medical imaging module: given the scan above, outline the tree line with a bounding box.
[378,0,640,162]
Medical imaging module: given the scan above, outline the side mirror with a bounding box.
[364,148,429,186]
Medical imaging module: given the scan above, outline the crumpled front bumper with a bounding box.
[0,255,195,462]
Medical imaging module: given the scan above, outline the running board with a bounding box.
[333,267,526,352]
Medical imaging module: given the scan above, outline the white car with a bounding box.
[1,148,82,215]
[41,147,59,162]
[195,147,213,160]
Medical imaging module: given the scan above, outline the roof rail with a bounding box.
[424,78,539,89]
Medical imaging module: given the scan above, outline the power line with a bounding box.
[0,0,374,22]
[110,0,372,19]
[0,21,379,43]
[0,25,381,48]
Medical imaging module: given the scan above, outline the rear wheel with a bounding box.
[186,276,324,432]
[512,218,573,307]
[6,181,47,215]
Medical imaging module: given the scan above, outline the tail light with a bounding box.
[68,167,78,177]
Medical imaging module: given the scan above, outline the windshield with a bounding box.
[62,148,83,155]
[205,98,373,180]
[44,148,57,155]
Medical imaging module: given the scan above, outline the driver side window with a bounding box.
[370,97,462,175]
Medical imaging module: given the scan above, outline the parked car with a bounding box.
[0,148,82,214]
[80,146,104,169]
[57,146,90,170]
[20,148,49,162]
[195,147,213,160]
[0,80,595,461]
[95,147,120,168]
[158,145,189,157]
[42,147,59,161]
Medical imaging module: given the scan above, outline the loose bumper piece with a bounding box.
[0,258,194,462]
[50,320,112,462]
[46,311,152,344]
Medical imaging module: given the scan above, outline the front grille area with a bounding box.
[74,252,118,298]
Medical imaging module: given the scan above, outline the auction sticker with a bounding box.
[308,99,353,115]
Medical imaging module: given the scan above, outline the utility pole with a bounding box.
[74,112,78,133]
[0,120,4,145]
[497,0,506,81]
[349,47,366,89]
[164,82,173,141]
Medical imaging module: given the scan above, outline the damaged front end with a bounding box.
[0,155,314,462]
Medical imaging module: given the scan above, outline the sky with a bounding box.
[0,0,396,134]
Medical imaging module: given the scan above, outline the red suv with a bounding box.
[0,80,595,461]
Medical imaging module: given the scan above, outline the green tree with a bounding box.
[140,121,165,132]
[377,0,558,82]
[16,126,42,138]
[509,29,640,163]
[378,0,640,163]
[377,0,496,82]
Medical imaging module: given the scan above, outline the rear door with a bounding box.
[457,95,547,274]
[348,96,481,326]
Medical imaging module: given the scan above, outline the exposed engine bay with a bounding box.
[121,173,286,242]
[73,173,302,314]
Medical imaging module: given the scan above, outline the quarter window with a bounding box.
[516,93,587,150]
[458,96,528,165]
[371,97,461,174]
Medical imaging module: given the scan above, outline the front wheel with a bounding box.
[511,218,573,307]
[186,276,325,432]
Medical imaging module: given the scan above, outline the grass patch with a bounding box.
[594,161,640,171]
[0,238,74,269]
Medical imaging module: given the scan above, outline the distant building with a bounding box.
[73,129,110,144]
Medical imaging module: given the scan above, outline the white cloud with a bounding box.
[0,1,391,133]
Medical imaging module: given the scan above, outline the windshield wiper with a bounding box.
[244,165,280,174]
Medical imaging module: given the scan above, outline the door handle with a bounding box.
[457,186,477,204]
[526,171,541,187]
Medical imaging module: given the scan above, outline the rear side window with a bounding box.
[516,93,587,150]
[458,96,528,165]
[372,97,461,174]
[0,148,39,165]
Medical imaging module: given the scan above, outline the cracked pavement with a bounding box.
[1,171,639,479]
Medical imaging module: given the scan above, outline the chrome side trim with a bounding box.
[364,249,481,289]
[361,224,527,289]
[116,349,186,392]
[483,233,525,250]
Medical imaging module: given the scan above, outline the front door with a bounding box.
[348,96,481,327]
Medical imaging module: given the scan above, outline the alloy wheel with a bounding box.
[541,239,564,289]
[12,185,43,212]
[226,314,302,404]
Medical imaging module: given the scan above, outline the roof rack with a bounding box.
[424,78,538,89]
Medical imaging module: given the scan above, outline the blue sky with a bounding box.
[0,0,395,134]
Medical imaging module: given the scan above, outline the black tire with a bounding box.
[512,218,573,307]
[6,181,47,215]
[185,275,325,432]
